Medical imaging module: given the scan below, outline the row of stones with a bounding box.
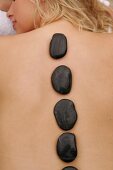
[50,33,78,170]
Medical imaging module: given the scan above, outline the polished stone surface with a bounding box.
[54,99,77,130]
[57,133,77,162]
[51,65,72,94]
[62,166,78,170]
[49,33,67,59]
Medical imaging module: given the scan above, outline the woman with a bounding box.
[0,0,113,170]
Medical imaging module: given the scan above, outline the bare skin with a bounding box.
[0,20,113,170]
[0,0,12,12]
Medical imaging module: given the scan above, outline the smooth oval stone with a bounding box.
[62,166,78,170]
[54,99,77,130]
[51,65,72,94]
[49,33,67,59]
[57,133,77,162]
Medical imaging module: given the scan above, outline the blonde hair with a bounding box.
[33,0,113,33]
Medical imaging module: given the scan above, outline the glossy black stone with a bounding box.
[51,65,72,94]
[49,33,67,59]
[62,166,78,170]
[57,133,77,162]
[54,99,77,130]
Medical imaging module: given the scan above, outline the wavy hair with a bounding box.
[33,0,113,33]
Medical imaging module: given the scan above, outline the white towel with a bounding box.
[99,0,110,6]
[0,10,16,35]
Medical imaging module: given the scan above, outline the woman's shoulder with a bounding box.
[0,21,113,55]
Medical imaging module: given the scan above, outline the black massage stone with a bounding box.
[62,166,78,170]
[51,65,72,94]
[54,99,77,130]
[57,133,77,162]
[49,33,67,59]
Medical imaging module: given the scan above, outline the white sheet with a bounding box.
[0,10,16,35]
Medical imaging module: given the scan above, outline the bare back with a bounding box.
[0,20,113,170]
